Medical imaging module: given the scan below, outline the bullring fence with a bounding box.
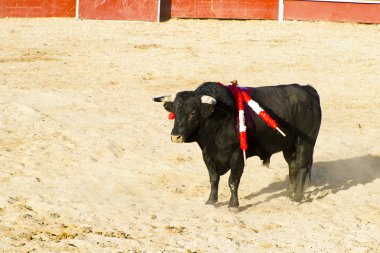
[1,0,380,23]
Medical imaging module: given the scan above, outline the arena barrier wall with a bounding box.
[0,0,76,18]
[0,0,380,23]
[78,0,159,22]
[284,0,380,24]
[160,0,279,20]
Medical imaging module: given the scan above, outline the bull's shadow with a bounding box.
[240,154,380,211]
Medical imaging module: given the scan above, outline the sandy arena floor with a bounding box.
[0,18,379,252]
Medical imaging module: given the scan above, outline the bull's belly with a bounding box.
[216,164,231,175]
[213,150,236,175]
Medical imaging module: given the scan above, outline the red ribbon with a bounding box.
[228,82,248,151]
[259,111,278,129]
[168,112,175,119]
[226,81,281,152]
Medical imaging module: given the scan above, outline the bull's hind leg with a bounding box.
[283,147,297,198]
[293,139,315,202]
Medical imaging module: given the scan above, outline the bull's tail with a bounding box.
[307,160,313,183]
[261,154,271,167]
[262,157,270,167]
[308,169,312,183]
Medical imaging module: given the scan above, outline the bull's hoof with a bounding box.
[292,194,304,203]
[287,184,295,198]
[228,207,240,213]
[205,199,217,205]
[228,200,239,209]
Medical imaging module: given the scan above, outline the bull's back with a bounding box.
[249,84,322,143]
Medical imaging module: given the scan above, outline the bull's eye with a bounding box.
[189,111,197,117]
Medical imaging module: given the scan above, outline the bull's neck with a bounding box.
[192,82,238,147]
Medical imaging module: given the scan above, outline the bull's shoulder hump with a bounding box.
[253,83,318,95]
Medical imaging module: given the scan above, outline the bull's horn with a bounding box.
[152,94,176,102]
[201,95,216,105]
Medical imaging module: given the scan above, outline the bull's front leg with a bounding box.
[202,150,220,205]
[205,168,220,205]
[228,151,245,208]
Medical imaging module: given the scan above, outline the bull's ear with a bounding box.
[164,102,174,112]
[201,95,216,117]
[201,104,214,117]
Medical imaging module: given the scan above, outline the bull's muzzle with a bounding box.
[171,135,184,143]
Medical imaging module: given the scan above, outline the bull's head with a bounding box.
[153,92,216,143]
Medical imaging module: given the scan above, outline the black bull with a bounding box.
[153,82,322,208]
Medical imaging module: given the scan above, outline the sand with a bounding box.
[0,18,379,252]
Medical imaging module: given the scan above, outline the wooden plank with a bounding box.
[284,0,380,23]
[50,0,76,17]
[169,0,197,18]
[162,0,278,20]
[310,0,380,3]
[0,0,75,17]
[79,0,159,22]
